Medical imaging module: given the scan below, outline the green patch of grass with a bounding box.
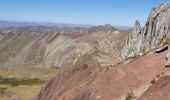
[0,67,58,100]
[0,76,46,87]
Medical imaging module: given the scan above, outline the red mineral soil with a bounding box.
[65,32,84,39]
[36,48,170,100]
[138,75,170,100]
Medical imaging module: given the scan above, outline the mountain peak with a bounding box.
[103,24,113,28]
[134,20,141,30]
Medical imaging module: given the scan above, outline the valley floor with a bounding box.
[0,67,58,100]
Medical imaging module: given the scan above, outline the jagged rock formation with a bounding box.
[120,20,142,59]
[120,3,170,60]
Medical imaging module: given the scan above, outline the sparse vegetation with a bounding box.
[162,38,170,46]
[151,78,156,84]
[0,67,58,100]
[143,38,170,55]
[156,74,160,78]
[125,91,134,100]
[143,48,155,55]
[0,87,7,97]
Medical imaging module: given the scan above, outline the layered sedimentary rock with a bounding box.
[0,29,38,67]
[0,25,128,68]
[120,4,170,60]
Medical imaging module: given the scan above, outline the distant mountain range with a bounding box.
[0,20,92,28]
[0,20,132,30]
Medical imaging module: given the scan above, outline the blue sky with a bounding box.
[0,0,169,26]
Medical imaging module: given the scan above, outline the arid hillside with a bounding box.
[0,18,131,100]
[36,42,170,100]
[0,2,170,100]
[36,3,170,100]
[0,24,129,68]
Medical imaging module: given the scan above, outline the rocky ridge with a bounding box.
[120,3,170,60]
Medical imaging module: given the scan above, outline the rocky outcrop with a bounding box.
[165,52,170,67]
[120,20,142,59]
[154,45,168,53]
[120,3,170,60]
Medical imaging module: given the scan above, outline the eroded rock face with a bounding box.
[120,20,142,59]
[120,4,170,60]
